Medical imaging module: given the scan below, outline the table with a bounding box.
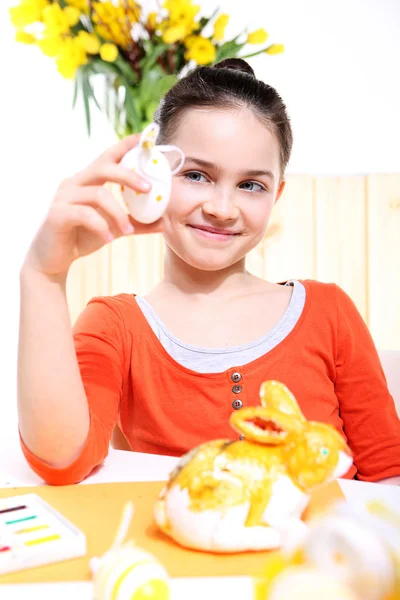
[1,447,400,599]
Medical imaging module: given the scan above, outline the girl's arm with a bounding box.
[18,267,125,485]
[17,133,152,484]
[334,285,400,483]
[18,266,90,469]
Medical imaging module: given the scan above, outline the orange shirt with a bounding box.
[21,280,400,485]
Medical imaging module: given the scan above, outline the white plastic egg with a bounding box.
[119,123,184,224]
[91,545,170,600]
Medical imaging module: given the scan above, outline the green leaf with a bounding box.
[84,71,101,111]
[138,68,161,107]
[152,73,178,97]
[114,56,137,85]
[136,72,177,125]
[197,6,220,34]
[123,84,141,133]
[145,100,160,122]
[215,39,245,62]
[91,58,119,77]
[133,94,142,118]
[140,43,169,76]
[72,72,79,109]
[105,77,111,121]
[81,74,91,136]
[114,91,121,137]
[114,74,124,90]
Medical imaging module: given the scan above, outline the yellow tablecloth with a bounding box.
[0,480,344,584]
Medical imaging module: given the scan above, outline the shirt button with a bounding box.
[231,372,242,383]
[232,399,243,410]
[232,385,242,394]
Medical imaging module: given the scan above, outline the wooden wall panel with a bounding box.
[367,174,400,350]
[314,176,368,321]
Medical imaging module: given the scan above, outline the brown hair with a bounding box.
[155,58,293,178]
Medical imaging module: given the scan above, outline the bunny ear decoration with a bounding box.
[259,380,306,422]
[139,122,185,175]
[230,406,303,445]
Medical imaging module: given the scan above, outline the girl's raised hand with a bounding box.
[23,134,164,280]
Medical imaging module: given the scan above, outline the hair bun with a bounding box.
[213,58,255,78]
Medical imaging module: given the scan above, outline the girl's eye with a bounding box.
[239,181,266,193]
[183,171,208,183]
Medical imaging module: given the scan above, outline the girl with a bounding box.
[18,59,400,486]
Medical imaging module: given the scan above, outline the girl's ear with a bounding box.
[259,380,306,422]
[230,406,303,445]
[274,179,286,205]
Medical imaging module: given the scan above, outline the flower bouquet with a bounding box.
[9,0,284,137]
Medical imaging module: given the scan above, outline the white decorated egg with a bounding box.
[118,123,184,224]
[91,502,170,600]
[91,545,170,600]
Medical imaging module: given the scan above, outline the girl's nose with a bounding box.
[201,188,239,222]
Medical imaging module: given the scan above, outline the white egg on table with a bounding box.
[91,545,170,600]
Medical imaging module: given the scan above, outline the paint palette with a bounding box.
[0,493,86,575]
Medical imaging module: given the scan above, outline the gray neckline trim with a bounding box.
[136,280,303,355]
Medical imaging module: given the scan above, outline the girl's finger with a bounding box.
[127,214,164,235]
[71,162,151,193]
[67,185,135,236]
[102,133,141,163]
[49,203,112,243]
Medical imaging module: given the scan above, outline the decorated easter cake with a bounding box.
[154,380,353,553]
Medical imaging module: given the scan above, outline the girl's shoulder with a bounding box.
[298,279,357,305]
[73,292,141,333]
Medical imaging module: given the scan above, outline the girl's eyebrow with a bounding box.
[183,157,275,181]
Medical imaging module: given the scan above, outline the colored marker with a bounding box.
[25,534,61,546]
[0,505,27,515]
[5,515,37,525]
[15,525,49,535]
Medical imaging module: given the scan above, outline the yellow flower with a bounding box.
[247,28,268,45]
[77,31,101,54]
[42,3,71,36]
[15,29,36,44]
[184,35,216,65]
[56,38,87,78]
[162,24,187,44]
[122,0,140,22]
[9,0,49,27]
[266,43,284,54]
[94,24,112,42]
[164,0,199,19]
[64,0,89,13]
[146,11,158,31]
[213,14,229,42]
[64,6,81,26]
[100,42,118,62]
[37,34,65,57]
[184,35,197,48]
[161,0,200,39]
[92,1,132,50]
[92,1,110,21]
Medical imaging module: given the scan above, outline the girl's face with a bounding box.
[162,107,285,272]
